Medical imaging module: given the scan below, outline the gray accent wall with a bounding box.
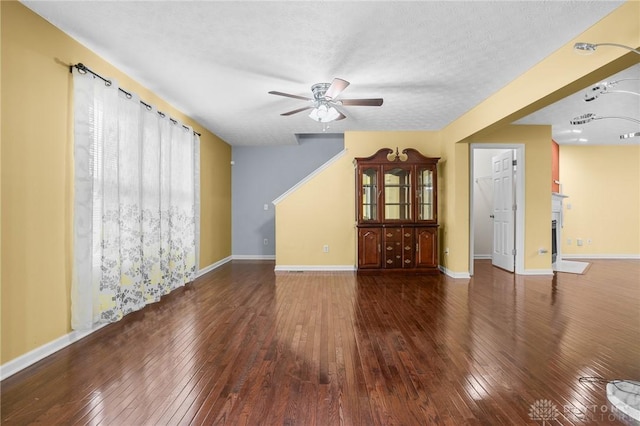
[232,134,344,257]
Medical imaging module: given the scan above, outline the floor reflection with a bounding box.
[2,259,638,424]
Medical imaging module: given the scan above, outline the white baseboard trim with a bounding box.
[0,323,109,381]
[561,254,640,260]
[232,255,276,260]
[196,255,232,278]
[274,265,356,272]
[522,269,554,276]
[2,257,233,381]
[474,254,492,260]
[439,266,471,279]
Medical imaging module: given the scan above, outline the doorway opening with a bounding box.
[469,144,525,276]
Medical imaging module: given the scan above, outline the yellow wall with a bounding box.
[1,1,231,364]
[275,131,440,267]
[560,145,640,256]
[437,137,470,273]
[275,125,553,272]
[275,2,639,274]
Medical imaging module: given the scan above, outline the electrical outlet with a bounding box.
[577,239,583,247]
[263,204,269,211]
[567,238,572,245]
[323,245,329,253]
[263,238,268,245]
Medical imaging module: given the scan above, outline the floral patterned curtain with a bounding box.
[72,69,199,330]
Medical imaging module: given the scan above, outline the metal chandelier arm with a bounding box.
[574,42,640,55]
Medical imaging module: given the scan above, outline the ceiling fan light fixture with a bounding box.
[308,104,340,123]
[269,77,382,123]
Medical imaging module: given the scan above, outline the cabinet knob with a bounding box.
[405,259,411,264]
[386,259,393,264]
[405,246,411,250]
[387,246,392,251]
[404,233,411,237]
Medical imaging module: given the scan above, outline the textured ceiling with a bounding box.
[22,1,632,146]
[516,63,639,145]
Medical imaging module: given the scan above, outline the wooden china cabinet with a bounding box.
[355,148,440,274]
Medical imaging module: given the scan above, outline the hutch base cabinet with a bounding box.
[355,148,440,274]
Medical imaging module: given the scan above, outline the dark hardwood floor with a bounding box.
[2,259,639,425]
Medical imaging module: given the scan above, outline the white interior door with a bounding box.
[492,150,515,272]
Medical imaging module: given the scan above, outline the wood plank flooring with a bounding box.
[2,259,639,425]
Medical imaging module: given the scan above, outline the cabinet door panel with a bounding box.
[417,166,436,222]
[358,228,382,269]
[357,166,380,223]
[383,166,412,221]
[416,227,437,268]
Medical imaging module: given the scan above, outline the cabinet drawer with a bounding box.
[384,228,403,242]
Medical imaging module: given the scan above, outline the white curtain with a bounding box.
[72,69,199,330]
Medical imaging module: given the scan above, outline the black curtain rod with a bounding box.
[70,63,201,137]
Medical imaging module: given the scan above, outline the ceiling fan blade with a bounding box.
[280,106,313,116]
[324,78,350,100]
[340,98,384,106]
[268,91,312,101]
[335,112,347,121]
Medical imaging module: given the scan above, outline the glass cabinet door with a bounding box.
[384,167,411,220]
[417,167,434,221]
[360,167,378,221]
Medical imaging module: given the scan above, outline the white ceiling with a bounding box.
[516,63,639,145]
[22,1,636,146]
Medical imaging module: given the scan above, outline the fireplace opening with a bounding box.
[551,220,557,263]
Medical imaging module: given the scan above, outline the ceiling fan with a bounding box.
[268,78,383,123]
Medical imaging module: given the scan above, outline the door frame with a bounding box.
[469,144,525,276]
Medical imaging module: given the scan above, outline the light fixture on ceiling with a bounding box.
[571,113,640,141]
[307,83,342,124]
[308,102,341,123]
[269,78,381,128]
[584,79,640,102]
[620,131,640,140]
[573,42,640,55]
[570,113,640,125]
